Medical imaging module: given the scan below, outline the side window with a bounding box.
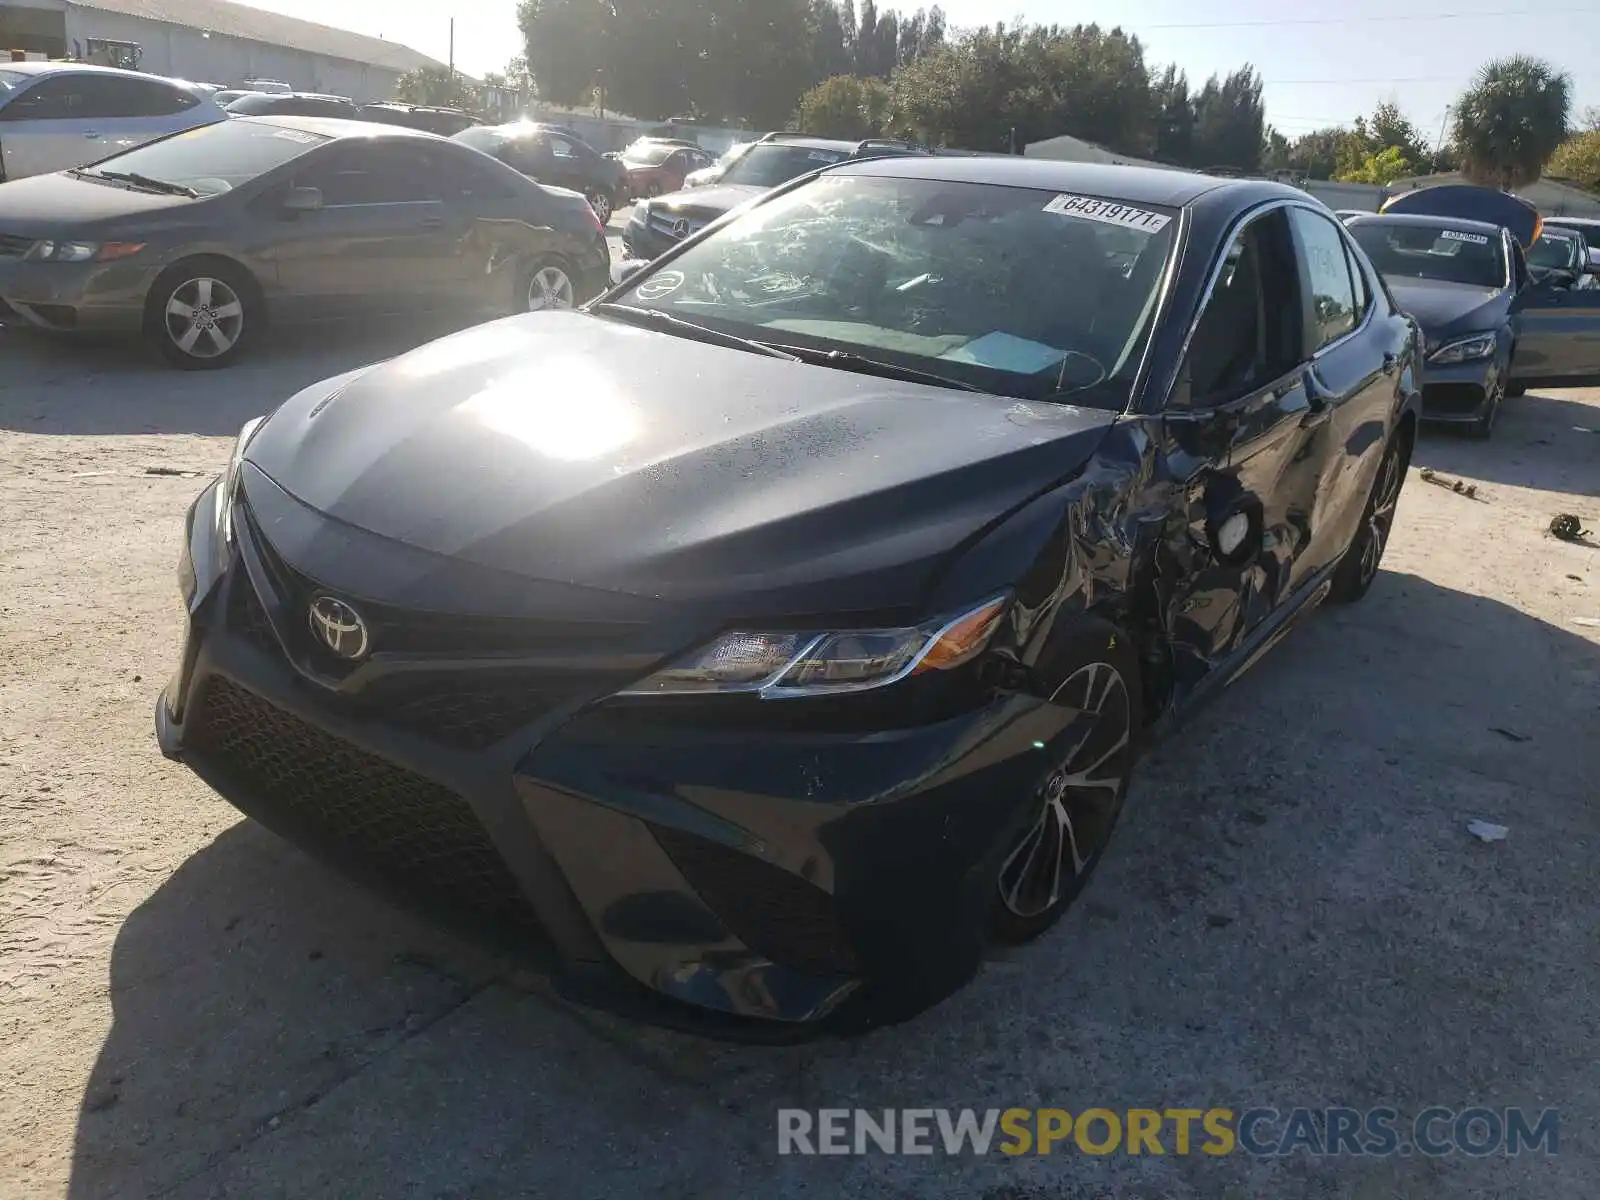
[1183,209,1304,405]
[1510,240,1529,290]
[0,77,76,121]
[1288,208,1357,350]
[296,147,440,206]
[442,148,516,202]
[118,78,199,117]
[548,135,578,161]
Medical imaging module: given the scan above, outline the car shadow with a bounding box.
[0,317,474,439]
[68,571,1600,1198]
[1413,385,1600,497]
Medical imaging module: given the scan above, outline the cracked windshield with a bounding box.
[620,176,1176,408]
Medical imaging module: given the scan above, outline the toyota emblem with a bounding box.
[307,595,370,661]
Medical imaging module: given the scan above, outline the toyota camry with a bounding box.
[158,157,1421,1036]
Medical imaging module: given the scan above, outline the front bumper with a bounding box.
[1418,355,1501,424]
[0,257,153,332]
[157,470,1075,1036]
[619,214,684,261]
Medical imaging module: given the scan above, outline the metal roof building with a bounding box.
[2,0,443,99]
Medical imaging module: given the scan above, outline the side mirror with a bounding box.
[284,185,323,213]
[610,259,649,287]
[1584,261,1600,278]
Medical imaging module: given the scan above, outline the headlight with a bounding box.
[25,240,144,263]
[619,595,1009,698]
[632,200,650,222]
[214,416,265,544]
[1427,332,1497,365]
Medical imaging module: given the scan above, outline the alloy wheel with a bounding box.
[1358,442,1404,585]
[526,265,575,312]
[587,190,612,226]
[997,662,1133,919]
[163,277,244,360]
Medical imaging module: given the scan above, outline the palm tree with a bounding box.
[1451,56,1572,189]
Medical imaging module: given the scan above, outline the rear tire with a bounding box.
[519,257,577,313]
[143,258,257,370]
[988,617,1141,945]
[584,188,613,226]
[1329,428,1408,604]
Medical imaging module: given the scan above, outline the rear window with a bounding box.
[1528,233,1577,270]
[453,125,508,155]
[721,143,849,187]
[625,144,677,166]
[78,118,329,196]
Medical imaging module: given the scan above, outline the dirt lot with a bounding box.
[2,309,1598,1199]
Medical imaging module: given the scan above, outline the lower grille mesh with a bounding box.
[187,676,546,937]
[652,826,858,977]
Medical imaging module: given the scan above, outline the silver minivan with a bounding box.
[0,63,227,181]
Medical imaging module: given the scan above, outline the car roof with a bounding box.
[1346,211,1506,236]
[0,61,151,79]
[825,154,1297,209]
[241,114,444,142]
[1546,215,1600,227]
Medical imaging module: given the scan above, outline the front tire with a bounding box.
[988,618,1141,945]
[1467,370,1506,440]
[144,259,256,370]
[1329,427,1408,604]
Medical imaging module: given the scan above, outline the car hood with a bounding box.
[1385,278,1510,342]
[650,182,765,214]
[245,313,1115,617]
[0,171,196,232]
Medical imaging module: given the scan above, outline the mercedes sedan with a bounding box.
[158,157,1420,1035]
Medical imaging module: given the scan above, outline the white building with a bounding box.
[1,0,442,101]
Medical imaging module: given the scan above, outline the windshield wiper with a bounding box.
[89,170,199,198]
[769,343,983,392]
[591,303,801,361]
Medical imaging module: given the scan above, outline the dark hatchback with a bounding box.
[0,115,608,367]
[159,157,1420,1036]
[622,133,926,259]
[452,122,628,226]
[1348,212,1600,435]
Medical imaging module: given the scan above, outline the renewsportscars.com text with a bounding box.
[777,1107,1559,1158]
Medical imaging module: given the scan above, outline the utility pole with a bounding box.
[448,18,454,75]
[1432,104,1452,174]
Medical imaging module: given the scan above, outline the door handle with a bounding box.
[1381,351,1398,375]
[419,215,444,228]
[83,130,100,138]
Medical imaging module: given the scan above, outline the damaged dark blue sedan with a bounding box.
[157,157,1421,1036]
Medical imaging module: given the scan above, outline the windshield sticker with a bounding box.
[1043,194,1171,233]
[940,332,1067,374]
[1439,230,1490,245]
[272,128,319,144]
[808,150,843,162]
[634,270,684,300]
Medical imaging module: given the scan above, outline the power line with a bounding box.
[1142,6,1591,29]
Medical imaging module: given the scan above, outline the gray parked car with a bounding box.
[0,62,226,181]
[0,115,610,368]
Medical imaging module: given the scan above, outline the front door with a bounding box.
[266,143,469,319]
[1512,271,1600,385]
[1160,205,1326,675]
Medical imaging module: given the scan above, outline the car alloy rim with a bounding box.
[998,661,1132,919]
[165,277,244,358]
[1359,443,1404,584]
[527,266,574,312]
[588,190,611,224]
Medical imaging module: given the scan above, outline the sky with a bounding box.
[242,0,1600,142]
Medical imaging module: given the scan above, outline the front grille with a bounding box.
[223,568,588,751]
[359,671,576,750]
[653,826,858,977]
[0,234,33,258]
[1422,382,1485,416]
[187,676,546,937]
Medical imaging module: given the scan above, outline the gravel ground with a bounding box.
[2,261,1598,1198]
